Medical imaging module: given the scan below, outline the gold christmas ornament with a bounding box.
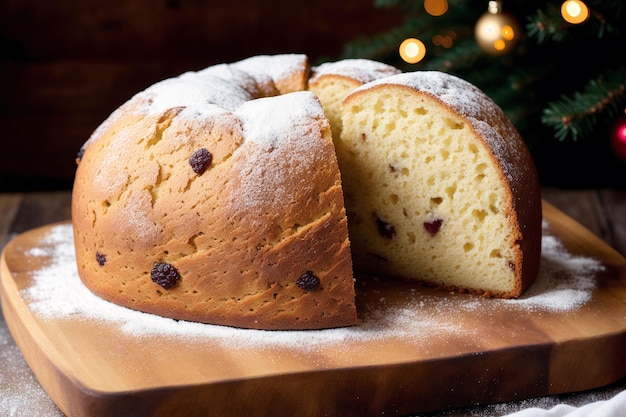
[475,1,521,55]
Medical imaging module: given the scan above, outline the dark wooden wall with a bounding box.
[0,0,401,191]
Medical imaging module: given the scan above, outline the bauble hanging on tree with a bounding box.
[475,0,521,55]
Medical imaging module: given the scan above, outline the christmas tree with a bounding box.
[337,0,626,187]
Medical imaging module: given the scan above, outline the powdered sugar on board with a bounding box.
[0,325,63,416]
[20,221,605,350]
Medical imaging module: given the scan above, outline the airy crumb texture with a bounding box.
[340,71,542,298]
[308,58,401,141]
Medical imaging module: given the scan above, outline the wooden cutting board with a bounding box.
[2,200,626,417]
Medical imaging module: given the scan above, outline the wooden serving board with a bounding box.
[2,201,626,417]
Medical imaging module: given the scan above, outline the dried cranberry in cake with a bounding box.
[375,214,396,239]
[189,148,213,175]
[423,219,443,236]
[95,252,106,266]
[296,271,321,291]
[151,262,181,289]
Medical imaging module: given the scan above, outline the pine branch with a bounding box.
[527,0,623,44]
[589,0,624,36]
[542,67,626,141]
[526,5,569,43]
[342,0,482,63]
[421,37,483,73]
[341,20,422,61]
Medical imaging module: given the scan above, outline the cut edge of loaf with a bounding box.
[339,72,542,298]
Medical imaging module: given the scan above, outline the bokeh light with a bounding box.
[432,31,456,48]
[561,0,590,24]
[501,25,515,41]
[424,0,448,17]
[399,38,427,63]
[474,5,520,55]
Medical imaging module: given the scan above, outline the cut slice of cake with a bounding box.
[339,71,542,298]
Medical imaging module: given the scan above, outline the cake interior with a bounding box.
[337,86,520,295]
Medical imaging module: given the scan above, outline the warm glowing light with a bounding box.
[561,0,590,24]
[424,0,448,16]
[501,25,515,41]
[474,4,520,55]
[399,38,427,63]
[432,33,454,48]
[483,22,498,38]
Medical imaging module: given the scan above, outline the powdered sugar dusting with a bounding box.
[230,92,329,213]
[236,91,326,149]
[231,54,307,88]
[0,325,63,416]
[20,220,606,350]
[310,59,400,84]
[359,71,494,122]
[505,220,602,312]
[139,73,254,114]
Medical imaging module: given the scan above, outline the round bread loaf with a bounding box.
[72,55,542,331]
[72,55,358,330]
[339,71,542,297]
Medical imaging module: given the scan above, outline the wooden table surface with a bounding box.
[1,188,625,417]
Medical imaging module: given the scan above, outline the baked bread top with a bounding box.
[72,55,357,330]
